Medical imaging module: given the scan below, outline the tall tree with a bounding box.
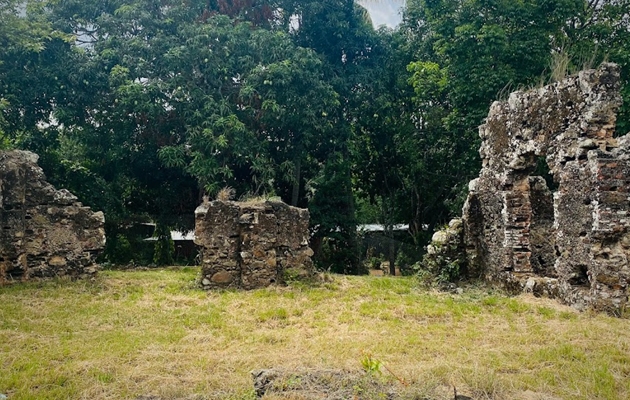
[276,0,385,271]
[397,0,602,216]
[42,0,344,264]
[0,0,70,148]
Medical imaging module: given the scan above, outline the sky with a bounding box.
[358,0,405,28]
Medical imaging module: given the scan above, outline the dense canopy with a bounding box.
[1,0,628,271]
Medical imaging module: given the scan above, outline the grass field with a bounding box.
[1,268,629,400]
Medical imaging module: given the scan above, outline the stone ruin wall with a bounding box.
[462,63,630,312]
[194,199,314,290]
[0,150,105,283]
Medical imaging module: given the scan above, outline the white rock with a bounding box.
[432,231,448,245]
[524,277,536,293]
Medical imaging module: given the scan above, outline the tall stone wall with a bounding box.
[462,63,630,312]
[0,150,105,283]
[195,199,314,290]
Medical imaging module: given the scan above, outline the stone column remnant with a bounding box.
[0,150,105,283]
[462,63,630,312]
[195,199,314,289]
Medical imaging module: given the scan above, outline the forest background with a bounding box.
[1,0,629,273]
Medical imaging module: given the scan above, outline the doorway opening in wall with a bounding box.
[528,156,558,277]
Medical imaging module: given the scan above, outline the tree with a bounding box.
[308,152,361,274]
[41,0,346,263]
[397,0,600,217]
[7,0,626,274]
[0,0,70,148]
[240,42,339,206]
[274,0,387,271]
[0,0,58,53]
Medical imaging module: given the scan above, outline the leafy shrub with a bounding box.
[153,223,174,266]
[360,353,383,375]
[105,234,133,265]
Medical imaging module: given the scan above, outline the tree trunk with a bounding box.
[291,156,301,206]
[310,236,323,260]
[388,236,396,276]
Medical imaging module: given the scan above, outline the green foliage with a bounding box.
[153,223,174,266]
[108,234,133,265]
[1,0,628,270]
[395,246,424,276]
[0,0,71,154]
[400,0,575,218]
[309,153,361,274]
[315,237,363,275]
[0,0,67,54]
[437,258,462,284]
[360,353,383,375]
[368,255,383,270]
[354,194,381,225]
[102,224,154,266]
[0,0,360,266]
[407,61,448,106]
[0,98,10,148]
[418,242,465,284]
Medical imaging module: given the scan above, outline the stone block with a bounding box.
[195,199,313,290]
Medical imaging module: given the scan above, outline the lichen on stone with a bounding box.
[459,63,629,313]
[0,150,105,283]
[194,198,314,290]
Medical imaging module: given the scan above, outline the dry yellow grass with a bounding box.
[216,187,235,202]
[1,268,629,400]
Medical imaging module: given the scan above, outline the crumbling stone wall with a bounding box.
[195,199,314,289]
[462,63,629,312]
[0,150,105,283]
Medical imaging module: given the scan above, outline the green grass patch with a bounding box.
[1,269,629,399]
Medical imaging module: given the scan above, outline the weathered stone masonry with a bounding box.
[195,199,314,290]
[0,150,105,283]
[462,63,630,312]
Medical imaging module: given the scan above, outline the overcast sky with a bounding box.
[358,0,405,28]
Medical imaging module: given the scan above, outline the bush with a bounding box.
[107,234,133,264]
[314,236,364,275]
